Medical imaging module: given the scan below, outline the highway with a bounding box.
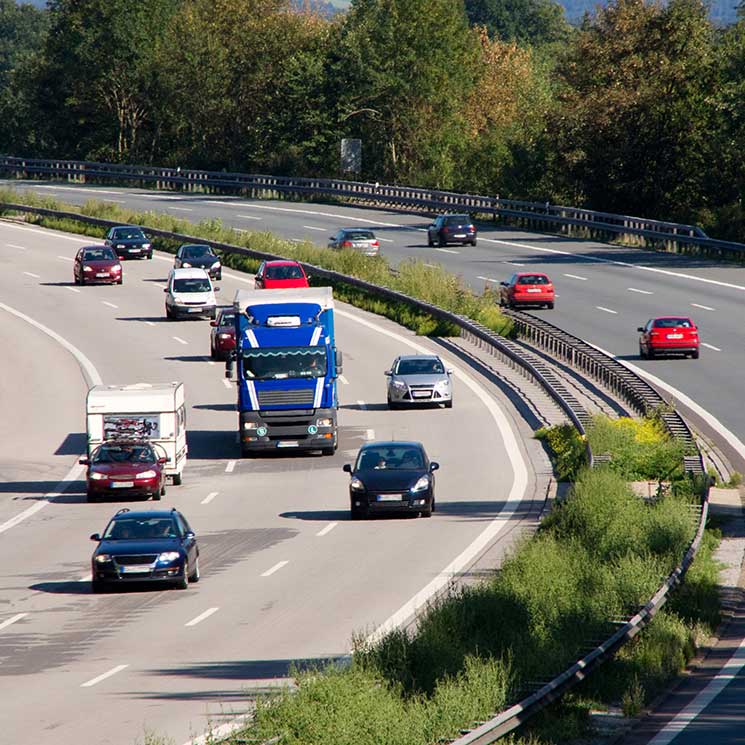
[0,218,542,745]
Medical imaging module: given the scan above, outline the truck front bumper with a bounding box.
[239,409,337,453]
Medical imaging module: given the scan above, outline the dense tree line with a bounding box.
[0,0,743,239]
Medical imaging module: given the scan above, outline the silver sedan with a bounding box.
[385,355,453,409]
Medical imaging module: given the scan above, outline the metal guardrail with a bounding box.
[0,200,709,742]
[2,155,745,258]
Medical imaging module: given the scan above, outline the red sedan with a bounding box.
[74,245,122,285]
[80,441,167,502]
[210,307,236,360]
[254,260,309,289]
[499,272,555,309]
[638,317,700,359]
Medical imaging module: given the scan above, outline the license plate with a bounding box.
[667,333,683,339]
[377,494,401,502]
[188,307,203,313]
[110,481,134,488]
[527,288,541,293]
[120,565,149,574]
[453,233,466,238]
[96,272,109,277]
[277,441,299,448]
[129,248,141,253]
[412,391,431,398]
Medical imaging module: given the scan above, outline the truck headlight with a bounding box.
[135,470,157,479]
[350,477,365,491]
[316,418,333,427]
[157,551,180,563]
[410,476,430,493]
[89,472,107,480]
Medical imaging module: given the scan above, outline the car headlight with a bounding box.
[350,477,365,491]
[435,379,451,391]
[89,472,107,480]
[115,244,125,248]
[181,261,192,267]
[135,470,157,479]
[316,418,333,427]
[142,243,151,249]
[94,554,111,563]
[157,551,180,563]
[410,475,430,492]
[391,379,407,390]
[113,264,121,271]
[83,266,93,272]
[211,260,221,268]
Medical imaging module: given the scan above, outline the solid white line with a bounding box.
[564,273,587,280]
[691,303,715,311]
[596,306,618,314]
[261,561,288,577]
[3,222,92,243]
[22,271,40,278]
[290,238,303,242]
[435,248,459,254]
[648,636,745,744]
[169,206,193,212]
[78,572,92,582]
[145,320,155,327]
[316,523,338,537]
[101,301,118,309]
[201,491,218,505]
[357,399,367,410]
[366,428,375,441]
[80,664,128,688]
[225,460,236,473]
[701,343,721,351]
[339,374,349,384]
[237,214,262,220]
[223,378,232,389]
[628,287,653,295]
[7,243,26,249]
[65,286,81,293]
[173,336,188,345]
[0,613,27,632]
[185,607,219,627]
[477,275,500,283]
[57,255,72,261]
[302,225,326,231]
[20,184,122,196]
[378,237,394,243]
[504,261,525,266]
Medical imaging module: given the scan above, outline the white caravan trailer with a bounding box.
[86,382,187,484]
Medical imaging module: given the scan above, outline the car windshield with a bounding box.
[265,264,304,280]
[173,278,211,293]
[83,248,117,261]
[654,318,693,328]
[356,446,424,471]
[103,517,178,540]
[517,275,550,285]
[219,312,236,326]
[342,231,375,240]
[183,245,213,258]
[396,358,445,375]
[93,444,156,464]
[446,216,470,225]
[242,347,326,380]
[113,229,145,240]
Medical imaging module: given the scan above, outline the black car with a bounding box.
[105,225,153,260]
[174,243,222,280]
[427,214,477,247]
[90,507,199,592]
[343,441,439,519]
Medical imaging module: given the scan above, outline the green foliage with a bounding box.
[534,423,587,480]
[464,0,571,47]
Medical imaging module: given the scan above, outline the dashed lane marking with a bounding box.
[0,613,27,632]
[563,273,587,280]
[596,306,618,314]
[261,561,288,577]
[302,225,327,231]
[65,286,81,293]
[201,492,218,505]
[628,287,653,295]
[435,248,459,254]
[692,303,715,311]
[339,374,349,384]
[225,460,236,473]
[102,301,118,309]
[366,428,375,440]
[23,271,40,278]
[173,336,188,345]
[185,607,219,627]
[701,343,721,351]
[81,664,128,688]
[316,523,338,537]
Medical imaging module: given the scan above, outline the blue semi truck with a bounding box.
[227,287,342,455]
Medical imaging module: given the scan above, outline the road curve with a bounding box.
[0,219,540,745]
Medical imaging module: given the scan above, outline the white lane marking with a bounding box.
[180,715,253,745]
[7,243,26,249]
[596,306,618,314]
[365,428,375,441]
[0,301,103,387]
[415,228,427,232]
[225,460,236,473]
[335,308,529,648]
[65,286,81,293]
[78,572,92,582]
[647,636,745,744]
[145,320,155,326]
[378,237,394,243]
[691,303,715,311]
[18,184,122,196]
[204,356,216,366]
[477,275,500,283]
[222,378,232,389]
[155,283,167,289]
[80,664,128,688]
[173,336,188,345]
[57,255,72,261]
[701,343,721,351]
[169,206,193,212]
[237,214,262,220]
[339,374,349,384]
[185,607,219,627]
[302,225,327,231]
[22,271,40,278]
[504,261,525,267]
[261,560,288,577]
[102,198,126,204]
[3,222,92,243]
[435,248,459,254]
[316,523,338,537]
[0,613,27,632]
[564,273,587,280]
[357,400,367,410]
[201,491,218,505]
[291,238,303,242]
[101,301,118,309]
[628,287,653,295]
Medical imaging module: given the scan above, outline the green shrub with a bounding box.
[534,424,587,480]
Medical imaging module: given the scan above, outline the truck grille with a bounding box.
[257,389,315,406]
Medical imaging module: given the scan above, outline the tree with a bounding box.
[464,0,570,47]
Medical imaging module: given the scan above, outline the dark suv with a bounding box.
[427,214,477,247]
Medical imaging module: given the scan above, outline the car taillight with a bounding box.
[546,285,554,291]
[371,241,379,247]
[342,241,353,248]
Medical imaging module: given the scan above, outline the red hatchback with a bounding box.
[74,245,122,285]
[638,317,700,359]
[499,272,555,309]
[254,260,309,289]
[80,441,167,502]
[209,307,236,360]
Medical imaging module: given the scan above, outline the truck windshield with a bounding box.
[242,347,326,380]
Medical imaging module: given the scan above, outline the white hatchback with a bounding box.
[164,267,218,320]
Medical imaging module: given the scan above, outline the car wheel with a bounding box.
[470,239,477,246]
[445,399,453,409]
[216,271,222,281]
[117,277,123,285]
[166,305,173,320]
[387,398,399,410]
[172,471,182,486]
[152,488,162,501]
[692,349,700,359]
[210,343,218,359]
[438,235,446,247]
[547,302,554,309]
[91,580,107,594]
[351,504,367,520]
[420,504,433,518]
[147,252,153,260]
[177,562,189,590]
[427,236,435,247]
[189,556,200,583]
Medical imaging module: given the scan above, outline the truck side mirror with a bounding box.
[335,348,343,375]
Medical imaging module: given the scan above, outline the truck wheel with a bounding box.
[351,504,367,520]
[172,472,182,486]
[91,580,107,594]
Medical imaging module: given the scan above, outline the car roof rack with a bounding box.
[115,508,130,516]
